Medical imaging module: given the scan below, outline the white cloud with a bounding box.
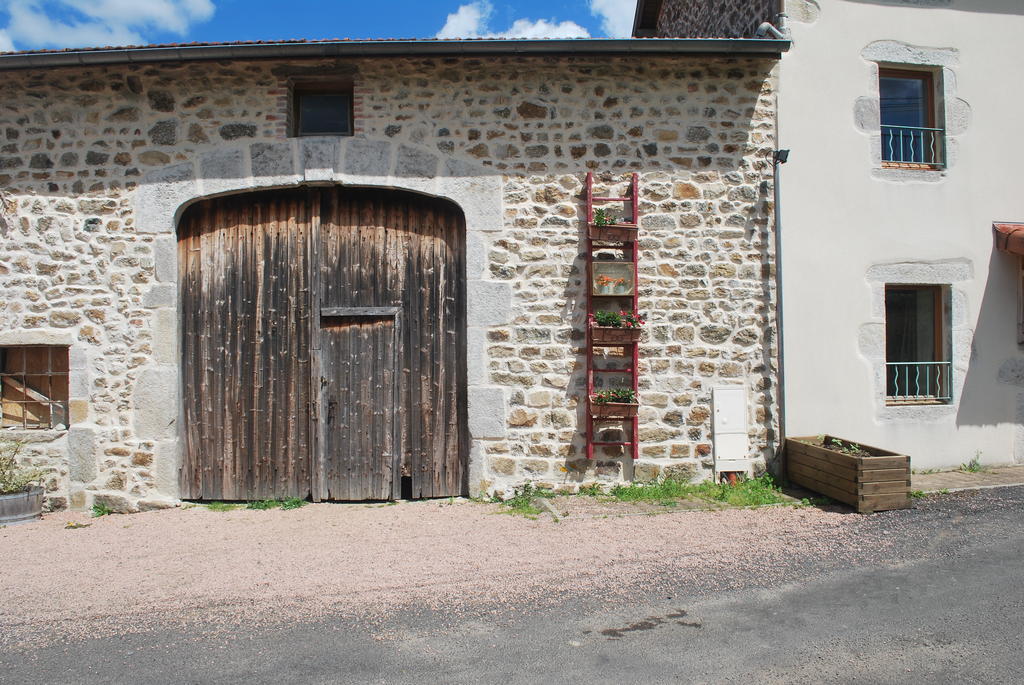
[1,0,216,51]
[588,0,636,37]
[0,29,13,52]
[437,1,589,40]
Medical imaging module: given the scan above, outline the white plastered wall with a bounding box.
[131,137,507,498]
[779,0,1024,467]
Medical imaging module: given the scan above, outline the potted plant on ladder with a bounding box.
[589,208,639,242]
[590,387,639,418]
[0,439,44,526]
[591,310,646,343]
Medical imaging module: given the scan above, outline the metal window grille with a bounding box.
[0,346,70,429]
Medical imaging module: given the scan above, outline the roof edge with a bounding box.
[0,38,790,71]
[994,223,1024,257]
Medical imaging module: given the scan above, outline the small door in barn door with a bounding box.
[318,309,401,500]
[317,188,466,500]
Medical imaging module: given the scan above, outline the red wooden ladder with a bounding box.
[584,172,641,461]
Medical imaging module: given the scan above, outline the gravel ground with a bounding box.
[0,498,890,649]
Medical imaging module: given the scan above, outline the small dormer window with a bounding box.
[293,87,353,137]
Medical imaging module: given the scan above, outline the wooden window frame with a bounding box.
[291,78,354,138]
[878,67,942,170]
[884,285,950,405]
[0,345,70,430]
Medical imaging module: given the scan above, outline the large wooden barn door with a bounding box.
[178,190,315,500]
[317,189,466,500]
[178,187,465,501]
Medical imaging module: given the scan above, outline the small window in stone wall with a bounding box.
[0,346,69,430]
[292,80,353,137]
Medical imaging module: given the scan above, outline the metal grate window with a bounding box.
[0,346,70,429]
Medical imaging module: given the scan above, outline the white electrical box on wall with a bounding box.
[712,385,751,476]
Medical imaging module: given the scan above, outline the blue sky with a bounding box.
[0,0,637,52]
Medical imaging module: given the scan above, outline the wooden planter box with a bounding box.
[591,325,642,344]
[589,223,638,242]
[589,400,639,419]
[787,436,911,514]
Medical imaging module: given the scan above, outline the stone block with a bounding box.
[251,141,295,179]
[69,346,88,370]
[199,148,245,195]
[467,327,488,386]
[69,368,89,398]
[153,235,177,283]
[467,280,512,327]
[664,461,699,482]
[342,139,391,178]
[153,439,180,498]
[143,283,176,308]
[69,400,89,424]
[396,144,438,178]
[0,330,74,346]
[69,487,87,511]
[132,366,178,439]
[93,492,138,514]
[490,457,516,476]
[468,386,507,439]
[152,308,178,364]
[301,137,340,182]
[135,163,197,235]
[67,425,96,482]
[633,462,662,482]
[437,175,503,233]
[138,498,176,511]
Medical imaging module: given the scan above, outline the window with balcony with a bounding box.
[885,285,951,404]
[879,68,944,169]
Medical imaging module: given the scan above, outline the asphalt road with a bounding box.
[4,487,1023,684]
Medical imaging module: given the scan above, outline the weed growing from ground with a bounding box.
[910,490,927,499]
[206,501,242,512]
[577,483,605,497]
[245,500,281,510]
[689,475,786,507]
[91,502,112,517]
[960,451,987,473]
[495,483,556,518]
[280,497,307,510]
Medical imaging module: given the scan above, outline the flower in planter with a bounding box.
[593,208,618,227]
[591,388,638,405]
[593,310,646,329]
[619,311,645,329]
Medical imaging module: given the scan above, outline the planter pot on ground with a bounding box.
[590,400,639,419]
[589,223,638,242]
[591,325,642,344]
[0,485,44,526]
[787,436,911,514]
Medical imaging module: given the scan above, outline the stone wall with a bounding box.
[657,0,778,38]
[0,54,779,508]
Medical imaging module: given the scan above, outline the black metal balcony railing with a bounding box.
[881,125,945,166]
